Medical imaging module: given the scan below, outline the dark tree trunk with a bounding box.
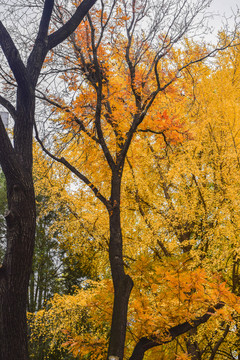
[0,98,36,360]
[0,182,35,359]
[107,171,133,360]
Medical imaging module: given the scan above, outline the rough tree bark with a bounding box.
[107,169,134,359]
[0,1,96,359]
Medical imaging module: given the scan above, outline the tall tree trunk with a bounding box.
[0,98,36,359]
[107,172,133,360]
[0,169,36,360]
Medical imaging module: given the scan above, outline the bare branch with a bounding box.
[87,12,116,171]
[36,90,100,143]
[34,123,111,211]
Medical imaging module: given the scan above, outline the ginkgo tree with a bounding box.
[31,45,240,359]
[33,0,240,359]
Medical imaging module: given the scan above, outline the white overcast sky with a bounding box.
[209,0,239,26]
[210,0,238,15]
[198,0,239,42]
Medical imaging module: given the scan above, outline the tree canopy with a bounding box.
[27,1,240,360]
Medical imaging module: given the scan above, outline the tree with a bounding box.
[29,41,240,360]
[34,1,239,359]
[0,1,96,359]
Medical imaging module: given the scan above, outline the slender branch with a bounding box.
[36,91,100,143]
[125,30,142,109]
[147,140,175,209]
[142,38,239,116]
[120,38,239,171]
[96,0,117,49]
[35,124,111,210]
[56,156,110,210]
[209,324,230,360]
[138,128,171,145]
[0,64,17,88]
[87,13,116,171]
